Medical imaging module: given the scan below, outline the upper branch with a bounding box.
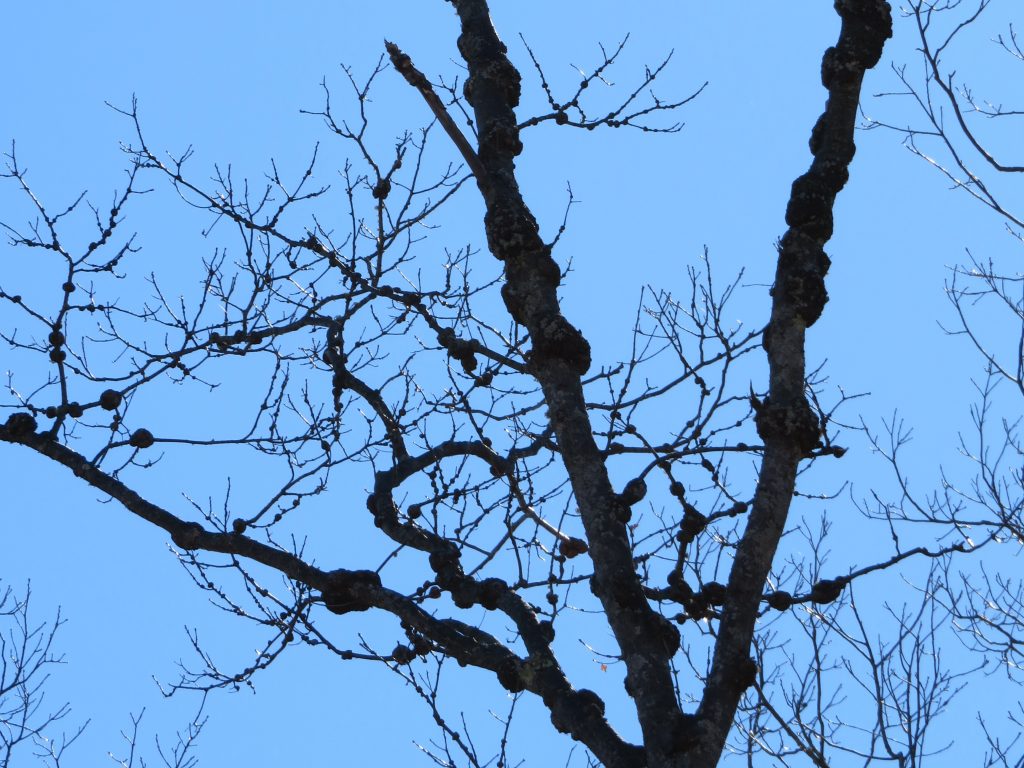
[691,3,893,767]
[394,2,690,765]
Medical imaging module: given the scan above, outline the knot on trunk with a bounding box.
[530,315,592,375]
[754,397,820,453]
[484,203,543,264]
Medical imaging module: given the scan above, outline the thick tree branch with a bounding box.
[691,3,893,767]
[0,413,640,765]
[440,2,687,765]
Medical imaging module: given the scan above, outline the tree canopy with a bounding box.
[2,2,1023,766]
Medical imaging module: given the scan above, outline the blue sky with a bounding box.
[2,2,1019,766]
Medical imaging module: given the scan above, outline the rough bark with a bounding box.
[441,1,689,764]
[689,3,892,766]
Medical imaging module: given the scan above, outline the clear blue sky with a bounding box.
[1,2,1017,765]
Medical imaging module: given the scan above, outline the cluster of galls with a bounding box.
[764,577,846,611]
[38,388,123,424]
[321,569,383,615]
[454,28,522,142]
[436,327,478,374]
[424,545,519,611]
[820,0,893,91]
[770,234,832,327]
[456,575,509,611]
[43,402,83,420]
[485,205,544,270]
[428,548,462,587]
[209,328,265,353]
[667,572,728,622]
[48,327,67,363]
[391,624,433,665]
[753,395,821,455]
[478,120,524,159]
[3,412,38,440]
[508,660,614,742]
[371,177,391,201]
[485,200,549,270]
[672,490,709,549]
[557,536,588,560]
[461,48,522,114]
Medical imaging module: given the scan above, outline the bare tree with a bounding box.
[863,2,1024,765]
[0,583,84,768]
[0,582,209,768]
[8,1,1016,766]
